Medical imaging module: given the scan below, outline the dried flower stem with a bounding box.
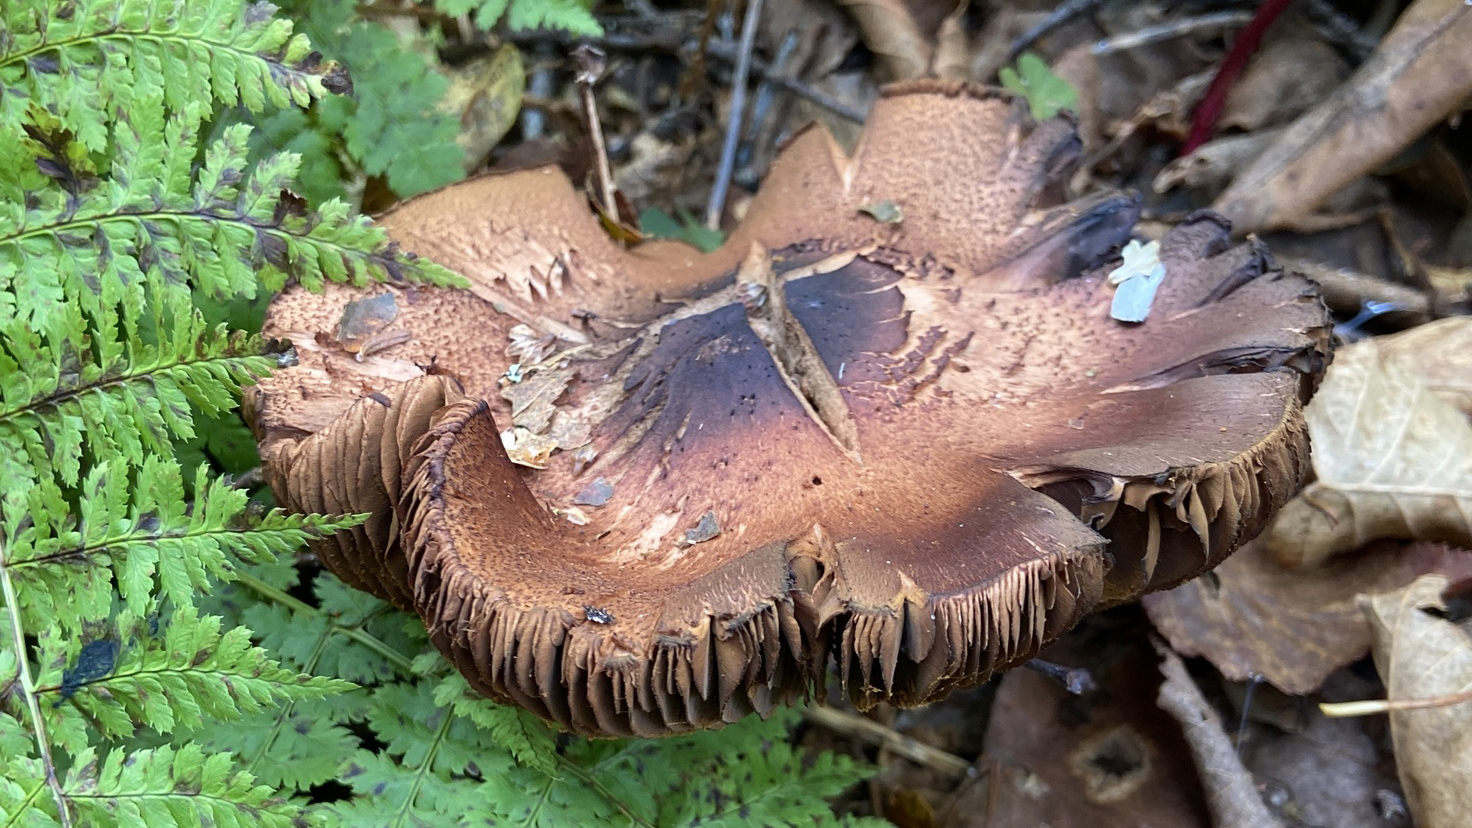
[573,44,618,220]
[803,705,973,778]
[1321,689,1472,717]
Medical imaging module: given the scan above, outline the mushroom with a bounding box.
[247,81,1330,736]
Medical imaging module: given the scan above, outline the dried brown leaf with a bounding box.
[1214,0,1472,234]
[1363,574,1472,828]
[1218,37,1347,133]
[439,44,524,173]
[836,0,932,81]
[1144,539,1472,694]
[1267,318,1472,568]
[972,627,1210,828]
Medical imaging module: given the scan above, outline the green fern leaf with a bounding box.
[432,672,558,776]
[0,277,287,488]
[661,740,875,828]
[197,695,362,794]
[0,757,62,828]
[63,743,313,828]
[331,751,488,828]
[3,458,363,632]
[296,0,465,199]
[1,106,464,342]
[242,573,424,684]
[435,0,601,36]
[0,0,341,152]
[34,608,354,756]
[506,0,601,36]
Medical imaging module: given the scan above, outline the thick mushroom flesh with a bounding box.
[248,81,1330,736]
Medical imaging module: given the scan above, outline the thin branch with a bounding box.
[573,45,618,219]
[506,29,867,124]
[1003,0,1107,69]
[803,705,974,778]
[0,536,74,828]
[706,0,762,229]
[1090,11,1255,56]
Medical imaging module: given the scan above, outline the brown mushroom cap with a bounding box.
[248,81,1330,736]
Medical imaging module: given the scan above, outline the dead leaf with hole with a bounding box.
[968,622,1210,828]
[1213,0,1472,234]
[1363,574,1472,828]
[1268,317,1472,568]
[1144,539,1472,694]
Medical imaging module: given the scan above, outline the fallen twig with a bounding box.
[803,705,974,778]
[1003,0,1106,69]
[1155,641,1286,828]
[572,45,617,218]
[1091,10,1254,56]
[508,29,867,123]
[706,0,762,229]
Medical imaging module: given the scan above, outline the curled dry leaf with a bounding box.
[1267,317,1472,568]
[1213,0,1472,234]
[834,0,932,81]
[1144,539,1472,694]
[1217,37,1347,134]
[1363,574,1472,828]
[248,81,1329,736]
[438,43,525,173]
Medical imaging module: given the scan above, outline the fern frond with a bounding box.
[0,0,342,152]
[332,681,517,828]
[435,0,601,36]
[33,608,354,756]
[197,695,361,793]
[2,457,363,632]
[1,104,464,342]
[0,756,61,828]
[0,285,286,488]
[241,572,422,684]
[331,750,488,828]
[287,0,464,200]
[432,672,558,776]
[63,743,313,828]
[198,571,417,793]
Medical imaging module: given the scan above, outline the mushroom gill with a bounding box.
[247,80,1331,737]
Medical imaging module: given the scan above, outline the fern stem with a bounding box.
[234,571,415,674]
[391,705,455,828]
[0,344,268,425]
[0,537,74,828]
[245,623,334,776]
[0,32,290,86]
[556,761,657,828]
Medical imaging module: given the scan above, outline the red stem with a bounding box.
[1181,0,1300,155]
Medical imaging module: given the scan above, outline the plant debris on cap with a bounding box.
[247,80,1331,737]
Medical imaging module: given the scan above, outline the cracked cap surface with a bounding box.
[247,80,1330,736]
